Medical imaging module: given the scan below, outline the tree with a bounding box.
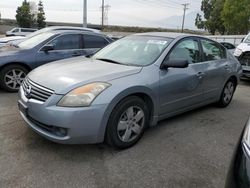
[16,0,35,28]
[222,0,250,34]
[37,0,46,29]
[195,0,225,35]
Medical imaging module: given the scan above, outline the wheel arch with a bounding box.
[0,62,32,72]
[97,87,159,143]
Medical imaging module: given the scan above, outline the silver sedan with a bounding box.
[18,32,242,149]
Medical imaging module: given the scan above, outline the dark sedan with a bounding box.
[225,117,250,188]
[0,30,113,92]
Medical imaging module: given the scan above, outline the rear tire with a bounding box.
[217,79,236,107]
[106,96,149,149]
[0,64,28,92]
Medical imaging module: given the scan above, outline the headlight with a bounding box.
[234,48,243,57]
[58,82,111,107]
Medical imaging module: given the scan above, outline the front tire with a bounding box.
[217,79,236,107]
[0,64,28,92]
[106,96,149,149]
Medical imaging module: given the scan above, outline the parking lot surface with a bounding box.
[0,81,250,188]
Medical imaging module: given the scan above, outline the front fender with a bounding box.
[95,85,159,143]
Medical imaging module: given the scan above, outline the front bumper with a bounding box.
[18,86,109,144]
[241,66,250,79]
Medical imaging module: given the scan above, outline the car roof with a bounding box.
[45,26,100,33]
[48,30,110,38]
[133,32,199,39]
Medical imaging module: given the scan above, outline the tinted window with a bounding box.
[48,34,81,50]
[221,42,235,50]
[201,39,226,61]
[84,35,109,48]
[21,29,36,32]
[168,39,200,64]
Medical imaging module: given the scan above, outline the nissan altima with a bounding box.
[18,32,242,149]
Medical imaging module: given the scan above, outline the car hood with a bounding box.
[0,45,25,56]
[28,57,142,94]
[236,43,250,53]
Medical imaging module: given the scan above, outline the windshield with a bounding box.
[26,27,52,38]
[93,36,173,66]
[244,34,250,43]
[18,32,54,49]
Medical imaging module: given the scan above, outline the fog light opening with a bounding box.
[54,127,67,137]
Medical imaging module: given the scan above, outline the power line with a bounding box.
[181,3,189,32]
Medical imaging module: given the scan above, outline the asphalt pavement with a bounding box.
[0,81,250,188]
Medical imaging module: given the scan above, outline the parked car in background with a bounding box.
[225,117,250,188]
[6,27,37,37]
[220,42,236,54]
[1,26,101,47]
[18,32,241,149]
[0,36,26,48]
[0,30,113,92]
[234,32,250,80]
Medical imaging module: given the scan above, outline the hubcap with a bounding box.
[223,81,234,104]
[117,106,145,143]
[4,69,26,90]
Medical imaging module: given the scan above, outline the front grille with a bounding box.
[22,78,54,102]
[239,52,250,66]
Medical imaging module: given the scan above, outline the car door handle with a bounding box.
[196,72,204,79]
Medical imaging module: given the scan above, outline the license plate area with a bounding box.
[18,100,28,116]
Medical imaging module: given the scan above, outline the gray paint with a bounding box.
[18,33,242,144]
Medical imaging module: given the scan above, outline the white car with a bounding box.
[6,27,37,37]
[234,33,250,80]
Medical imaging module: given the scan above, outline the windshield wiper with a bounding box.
[96,58,123,65]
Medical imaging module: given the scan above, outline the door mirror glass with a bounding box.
[41,44,54,52]
[161,59,189,69]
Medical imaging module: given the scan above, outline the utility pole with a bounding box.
[83,0,87,28]
[181,3,189,33]
[101,0,104,29]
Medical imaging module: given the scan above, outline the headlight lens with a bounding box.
[58,82,111,107]
[234,48,243,57]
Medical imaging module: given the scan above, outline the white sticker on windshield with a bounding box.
[147,40,168,45]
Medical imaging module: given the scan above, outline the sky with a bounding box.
[0,0,202,29]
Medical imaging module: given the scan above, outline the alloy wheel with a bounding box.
[117,106,145,143]
[4,69,26,90]
[223,81,235,104]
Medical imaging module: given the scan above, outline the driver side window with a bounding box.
[167,39,200,64]
[47,34,81,50]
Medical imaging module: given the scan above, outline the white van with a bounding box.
[234,32,250,79]
[6,27,37,37]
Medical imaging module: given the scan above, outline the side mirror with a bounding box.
[41,44,54,52]
[161,59,189,69]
